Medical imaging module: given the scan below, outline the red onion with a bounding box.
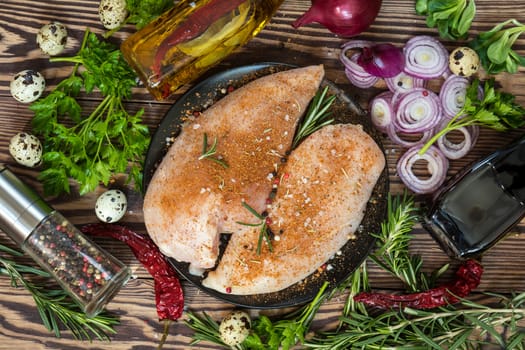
[370,91,394,132]
[397,145,449,194]
[393,88,442,133]
[357,44,405,78]
[440,74,469,119]
[387,124,433,148]
[292,0,382,37]
[385,71,426,93]
[436,122,479,159]
[341,41,380,88]
[403,35,449,79]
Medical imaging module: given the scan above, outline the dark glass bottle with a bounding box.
[423,134,525,259]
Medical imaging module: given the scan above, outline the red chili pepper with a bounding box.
[354,259,483,309]
[81,223,184,320]
[152,0,246,77]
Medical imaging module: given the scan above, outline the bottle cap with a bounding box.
[0,166,52,245]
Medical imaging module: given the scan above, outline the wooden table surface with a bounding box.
[1,0,525,349]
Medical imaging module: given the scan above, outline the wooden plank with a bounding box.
[0,0,524,348]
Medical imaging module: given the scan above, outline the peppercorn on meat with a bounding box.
[202,124,385,295]
[143,65,324,271]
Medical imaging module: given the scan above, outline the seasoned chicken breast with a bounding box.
[202,124,385,295]
[143,65,324,270]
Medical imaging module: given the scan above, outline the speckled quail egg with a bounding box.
[10,70,46,103]
[36,22,68,56]
[9,132,43,168]
[95,189,127,223]
[98,0,128,30]
[219,311,251,347]
[449,47,480,77]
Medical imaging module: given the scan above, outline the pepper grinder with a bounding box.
[0,166,130,317]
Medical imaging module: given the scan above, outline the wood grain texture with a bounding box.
[0,0,525,348]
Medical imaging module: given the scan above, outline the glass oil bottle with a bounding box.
[120,0,285,100]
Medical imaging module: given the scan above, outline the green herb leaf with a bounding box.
[419,78,525,155]
[198,133,229,168]
[469,18,525,74]
[237,202,273,255]
[417,0,476,40]
[126,0,174,29]
[292,86,335,148]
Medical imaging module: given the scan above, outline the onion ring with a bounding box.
[397,145,449,194]
[386,123,433,148]
[341,41,380,88]
[394,88,442,133]
[370,91,394,133]
[403,35,449,79]
[436,122,479,159]
[440,74,469,119]
[385,71,426,93]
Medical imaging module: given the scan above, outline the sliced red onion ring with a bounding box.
[403,35,449,79]
[370,91,394,133]
[436,122,479,159]
[394,88,443,133]
[386,123,433,148]
[397,145,449,194]
[385,71,426,93]
[440,75,469,119]
[341,41,380,88]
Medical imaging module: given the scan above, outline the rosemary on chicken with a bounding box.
[184,193,525,349]
[198,133,229,168]
[236,201,273,255]
[292,86,336,148]
[0,243,119,340]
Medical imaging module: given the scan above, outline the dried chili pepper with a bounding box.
[354,259,483,309]
[81,223,184,320]
[152,0,246,77]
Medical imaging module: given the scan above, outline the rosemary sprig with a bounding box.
[369,192,447,292]
[305,293,525,349]
[0,243,119,340]
[198,133,229,168]
[236,201,273,255]
[292,86,336,148]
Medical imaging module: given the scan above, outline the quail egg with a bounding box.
[9,133,43,168]
[95,189,128,223]
[449,47,480,77]
[99,0,128,30]
[219,311,251,346]
[36,22,68,56]
[10,70,46,103]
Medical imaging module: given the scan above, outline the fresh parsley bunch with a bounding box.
[30,29,150,196]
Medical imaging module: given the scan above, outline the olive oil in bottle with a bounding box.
[423,135,525,259]
[121,0,285,100]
